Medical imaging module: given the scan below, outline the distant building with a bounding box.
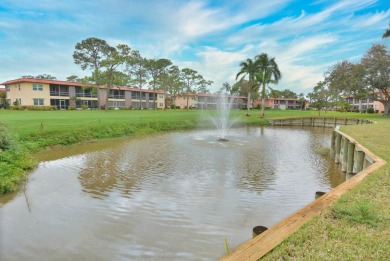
[254,97,307,110]
[1,78,166,109]
[172,93,247,109]
[343,95,384,113]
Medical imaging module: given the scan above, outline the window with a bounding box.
[33,84,43,91]
[6,85,10,92]
[159,94,163,98]
[33,98,44,106]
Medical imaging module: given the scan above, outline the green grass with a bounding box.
[0,109,380,138]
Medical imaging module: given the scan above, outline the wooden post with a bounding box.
[335,133,341,163]
[331,131,336,157]
[333,117,337,127]
[315,191,326,199]
[341,137,348,172]
[252,226,268,238]
[353,149,364,173]
[347,141,355,174]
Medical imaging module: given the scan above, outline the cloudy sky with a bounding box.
[0,0,389,94]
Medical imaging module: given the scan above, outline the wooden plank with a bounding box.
[219,130,385,261]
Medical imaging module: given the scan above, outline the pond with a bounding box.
[0,126,345,260]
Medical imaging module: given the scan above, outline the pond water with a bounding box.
[0,126,345,261]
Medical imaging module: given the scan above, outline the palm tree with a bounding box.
[236,58,258,116]
[383,22,390,38]
[255,53,281,117]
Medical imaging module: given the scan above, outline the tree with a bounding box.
[20,74,56,79]
[236,58,258,116]
[280,89,297,98]
[0,90,6,108]
[181,68,201,109]
[66,75,81,82]
[255,53,281,117]
[383,22,390,38]
[220,82,232,94]
[268,87,281,98]
[145,58,172,109]
[35,74,57,80]
[361,43,390,116]
[325,60,366,112]
[309,81,330,115]
[298,93,307,110]
[125,51,148,109]
[196,78,213,94]
[73,37,113,109]
[164,65,183,109]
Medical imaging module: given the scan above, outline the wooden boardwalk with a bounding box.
[268,117,373,128]
[219,130,385,261]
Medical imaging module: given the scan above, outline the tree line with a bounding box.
[308,24,390,116]
[69,37,214,109]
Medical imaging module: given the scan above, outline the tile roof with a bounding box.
[0,78,165,94]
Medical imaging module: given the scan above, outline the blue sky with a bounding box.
[0,0,389,94]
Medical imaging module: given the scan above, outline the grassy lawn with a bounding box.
[0,109,380,138]
[0,109,388,260]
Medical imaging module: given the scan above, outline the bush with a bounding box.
[366,107,375,114]
[9,105,56,111]
[0,123,16,151]
[68,106,76,110]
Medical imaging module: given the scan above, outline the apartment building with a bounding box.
[343,96,384,113]
[1,78,166,109]
[172,93,247,109]
[254,97,307,110]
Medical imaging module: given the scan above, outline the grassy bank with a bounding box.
[0,109,383,195]
[262,118,390,260]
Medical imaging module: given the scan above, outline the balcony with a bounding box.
[76,92,97,98]
[108,95,125,99]
[50,91,69,97]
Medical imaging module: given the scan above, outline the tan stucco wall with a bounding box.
[174,96,197,108]
[156,93,165,109]
[7,82,51,106]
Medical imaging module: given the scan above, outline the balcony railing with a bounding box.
[76,92,97,98]
[108,95,125,99]
[50,91,69,96]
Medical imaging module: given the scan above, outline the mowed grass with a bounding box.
[0,109,381,138]
[262,117,390,261]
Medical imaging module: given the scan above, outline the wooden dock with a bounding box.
[268,117,373,127]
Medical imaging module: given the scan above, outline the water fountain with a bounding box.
[209,93,238,142]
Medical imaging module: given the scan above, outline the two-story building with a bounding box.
[1,78,166,109]
[343,96,384,113]
[172,93,247,109]
[254,97,307,110]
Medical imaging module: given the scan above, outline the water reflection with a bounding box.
[0,127,345,261]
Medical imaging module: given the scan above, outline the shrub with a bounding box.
[68,106,76,110]
[9,105,56,111]
[366,107,375,114]
[0,123,16,151]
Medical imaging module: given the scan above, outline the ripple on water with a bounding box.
[0,127,345,261]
